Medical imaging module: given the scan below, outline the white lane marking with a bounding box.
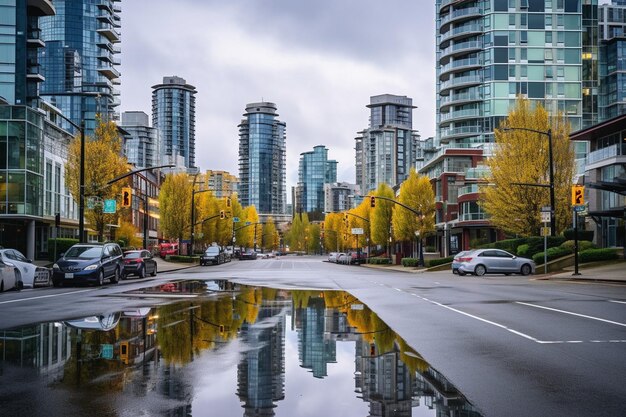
[413,293,540,342]
[394,288,402,292]
[515,302,626,328]
[609,300,626,305]
[0,289,93,305]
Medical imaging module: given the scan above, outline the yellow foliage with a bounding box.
[116,221,142,248]
[392,169,436,242]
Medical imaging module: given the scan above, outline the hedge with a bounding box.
[401,258,419,267]
[427,256,454,267]
[560,240,596,252]
[579,248,619,263]
[369,257,391,265]
[168,255,199,263]
[532,246,572,265]
[48,238,79,262]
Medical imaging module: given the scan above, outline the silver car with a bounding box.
[456,249,535,276]
[0,249,50,288]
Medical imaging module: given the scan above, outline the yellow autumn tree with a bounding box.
[116,221,142,248]
[158,173,192,247]
[261,218,279,251]
[392,168,436,242]
[65,116,128,240]
[323,212,342,252]
[482,97,574,236]
[370,184,395,250]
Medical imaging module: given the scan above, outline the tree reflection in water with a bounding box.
[0,281,483,417]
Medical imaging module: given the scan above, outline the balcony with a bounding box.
[439,74,482,93]
[458,184,481,198]
[439,125,484,142]
[465,166,490,179]
[97,22,121,42]
[97,64,121,80]
[586,144,626,166]
[440,90,482,109]
[26,63,45,82]
[440,7,482,29]
[458,212,489,222]
[440,56,482,78]
[440,23,483,44]
[439,108,481,123]
[26,29,45,48]
[440,40,482,60]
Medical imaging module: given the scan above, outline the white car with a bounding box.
[328,252,339,262]
[0,249,51,288]
[0,259,18,292]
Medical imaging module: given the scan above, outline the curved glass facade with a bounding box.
[297,145,337,213]
[238,102,286,215]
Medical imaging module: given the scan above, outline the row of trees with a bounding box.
[158,173,280,252]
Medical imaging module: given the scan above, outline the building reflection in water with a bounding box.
[0,283,483,417]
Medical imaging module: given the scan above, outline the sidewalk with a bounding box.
[362,260,626,283]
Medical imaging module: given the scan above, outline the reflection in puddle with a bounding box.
[0,285,483,417]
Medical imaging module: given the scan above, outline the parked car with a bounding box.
[345,251,367,265]
[159,242,178,258]
[0,259,18,292]
[456,249,535,276]
[122,250,157,279]
[451,250,473,275]
[52,243,123,287]
[0,248,50,288]
[337,253,349,264]
[239,250,257,260]
[327,252,339,262]
[200,246,226,265]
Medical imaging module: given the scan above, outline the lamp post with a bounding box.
[503,127,555,236]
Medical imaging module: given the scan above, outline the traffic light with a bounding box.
[55,212,60,228]
[121,187,132,208]
[370,196,376,208]
[226,197,231,208]
[220,210,225,219]
[320,222,324,230]
[572,185,584,205]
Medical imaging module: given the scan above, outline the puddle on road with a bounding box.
[0,282,483,417]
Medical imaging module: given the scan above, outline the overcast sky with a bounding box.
[119,0,436,194]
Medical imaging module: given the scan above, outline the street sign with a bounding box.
[245,221,251,225]
[540,226,551,237]
[574,205,586,212]
[351,228,364,235]
[101,344,114,360]
[572,185,584,205]
[232,217,240,222]
[541,212,551,223]
[541,206,551,212]
[103,199,116,214]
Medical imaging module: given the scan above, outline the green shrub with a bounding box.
[48,238,79,262]
[560,240,595,252]
[516,244,530,257]
[402,258,419,267]
[168,255,198,263]
[522,236,566,259]
[424,246,436,253]
[563,228,594,241]
[532,246,572,265]
[427,256,454,267]
[479,238,525,253]
[579,248,619,263]
[369,257,391,265]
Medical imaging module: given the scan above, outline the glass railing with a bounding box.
[586,144,626,165]
[459,212,489,221]
[441,40,482,57]
[440,57,482,74]
[440,108,481,122]
[440,74,482,91]
[458,184,481,197]
[465,166,490,179]
[440,7,481,26]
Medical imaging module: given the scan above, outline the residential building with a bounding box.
[599,0,626,121]
[120,111,160,168]
[355,94,420,194]
[152,76,197,172]
[295,145,337,214]
[39,0,122,135]
[323,182,360,213]
[427,0,599,254]
[238,102,287,218]
[204,170,239,198]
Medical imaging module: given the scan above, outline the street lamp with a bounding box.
[502,127,555,236]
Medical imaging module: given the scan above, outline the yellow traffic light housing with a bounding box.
[226,197,231,208]
[121,187,132,208]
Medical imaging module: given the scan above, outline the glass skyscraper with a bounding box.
[152,76,197,172]
[599,0,626,120]
[120,111,159,168]
[39,0,122,136]
[238,102,287,215]
[355,94,420,194]
[296,145,337,214]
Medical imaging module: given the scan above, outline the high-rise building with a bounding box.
[424,0,600,254]
[39,0,122,135]
[599,0,626,121]
[238,102,287,216]
[355,94,420,194]
[323,182,360,213]
[121,111,159,168]
[295,145,337,214]
[152,76,197,172]
[204,170,239,198]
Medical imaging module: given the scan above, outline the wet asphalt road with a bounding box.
[1,255,625,417]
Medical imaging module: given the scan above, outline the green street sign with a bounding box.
[103,199,116,214]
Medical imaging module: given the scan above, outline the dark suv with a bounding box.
[52,243,123,287]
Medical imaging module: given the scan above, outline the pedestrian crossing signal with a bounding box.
[572,185,584,205]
